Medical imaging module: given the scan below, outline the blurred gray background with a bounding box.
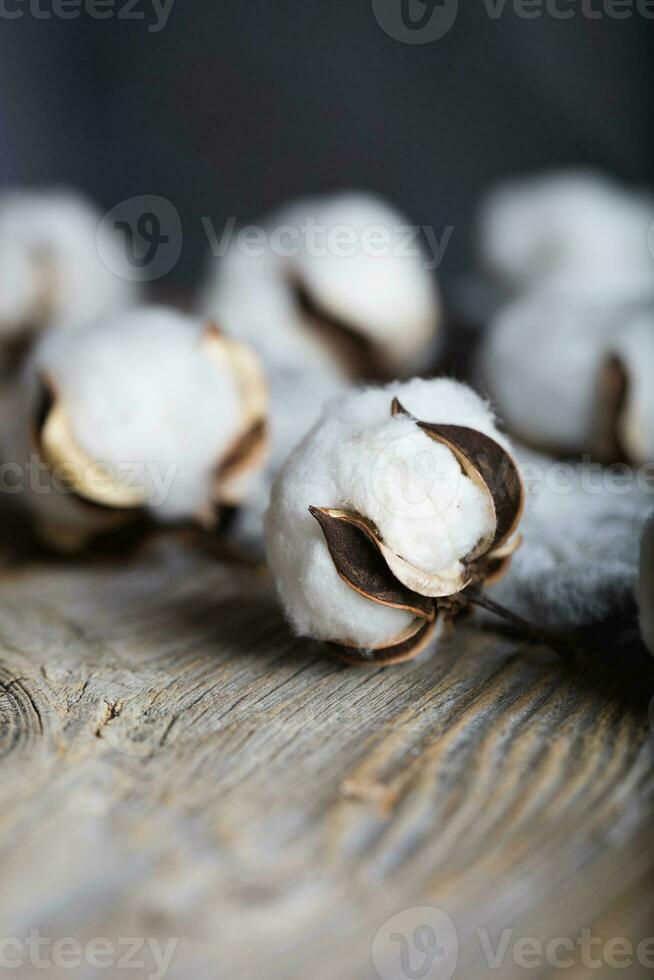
[0,0,652,287]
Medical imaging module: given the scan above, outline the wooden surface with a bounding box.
[1,531,653,980]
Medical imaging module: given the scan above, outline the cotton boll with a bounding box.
[203,243,338,378]
[0,372,132,552]
[639,517,654,655]
[286,194,440,375]
[5,307,266,549]
[487,447,653,629]
[480,294,654,461]
[265,378,514,653]
[202,192,441,379]
[479,170,654,297]
[204,193,441,550]
[0,189,140,342]
[480,294,617,453]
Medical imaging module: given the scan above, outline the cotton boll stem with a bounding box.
[466,587,574,662]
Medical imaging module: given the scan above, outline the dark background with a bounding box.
[0,1,652,288]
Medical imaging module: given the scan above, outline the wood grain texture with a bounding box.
[0,531,653,980]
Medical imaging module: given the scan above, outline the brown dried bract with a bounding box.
[392,397,524,554]
[309,507,437,619]
[290,275,393,382]
[418,423,523,551]
[591,354,630,464]
[204,324,269,513]
[330,617,439,667]
[38,386,148,511]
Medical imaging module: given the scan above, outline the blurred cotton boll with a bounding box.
[479,293,654,463]
[280,193,441,377]
[0,190,141,348]
[2,307,267,552]
[479,294,616,453]
[201,192,442,548]
[202,191,442,381]
[478,170,654,299]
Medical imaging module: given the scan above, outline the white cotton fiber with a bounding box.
[27,307,252,524]
[265,378,509,650]
[480,294,654,459]
[202,191,441,378]
[488,447,654,630]
[478,170,654,298]
[284,194,441,374]
[232,366,349,548]
[0,189,139,340]
[479,293,619,452]
[639,517,654,655]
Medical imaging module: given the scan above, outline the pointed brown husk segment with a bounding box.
[309,506,439,665]
[330,617,439,667]
[309,507,435,620]
[591,354,630,464]
[417,422,524,552]
[391,398,524,555]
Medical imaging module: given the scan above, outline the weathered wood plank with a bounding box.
[0,532,652,979]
